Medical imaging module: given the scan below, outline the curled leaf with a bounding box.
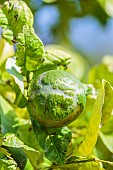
[16,28,45,71]
[33,49,71,77]
[2,0,33,36]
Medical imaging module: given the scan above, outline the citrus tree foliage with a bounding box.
[0,1,113,170]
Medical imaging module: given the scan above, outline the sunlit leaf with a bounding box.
[0,38,5,57]
[0,8,14,44]
[78,80,105,156]
[0,147,11,157]
[33,48,71,77]
[0,157,17,170]
[0,39,15,67]
[16,28,44,72]
[24,159,34,170]
[6,57,24,92]
[88,55,113,88]
[6,57,27,108]
[44,49,71,68]
[43,0,58,3]
[24,28,44,71]
[45,44,88,81]
[52,158,104,170]
[1,0,33,36]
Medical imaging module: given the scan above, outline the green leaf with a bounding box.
[0,157,17,170]
[6,57,24,93]
[1,0,33,36]
[100,131,113,153]
[63,161,104,170]
[0,8,14,44]
[6,57,27,108]
[0,38,5,57]
[51,157,104,170]
[101,81,113,125]
[24,159,34,170]
[78,79,113,157]
[13,83,27,108]
[45,127,72,165]
[30,119,48,150]
[24,29,44,71]
[32,49,71,78]
[4,147,27,170]
[27,101,48,150]
[43,0,58,3]
[88,55,113,88]
[0,95,19,134]
[0,133,3,146]
[0,147,11,157]
[3,133,41,169]
[44,49,71,69]
[16,28,44,71]
[94,136,113,170]
[78,80,105,156]
[0,146,17,170]
[45,44,88,81]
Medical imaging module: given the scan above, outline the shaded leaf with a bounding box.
[0,133,3,146]
[3,133,41,169]
[45,127,72,165]
[27,102,48,150]
[100,131,113,153]
[17,122,41,152]
[0,95,19,134]
[13,83,27,108]
[4,147,27,170]
[101,81,113,125]
[94,136,113,170]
